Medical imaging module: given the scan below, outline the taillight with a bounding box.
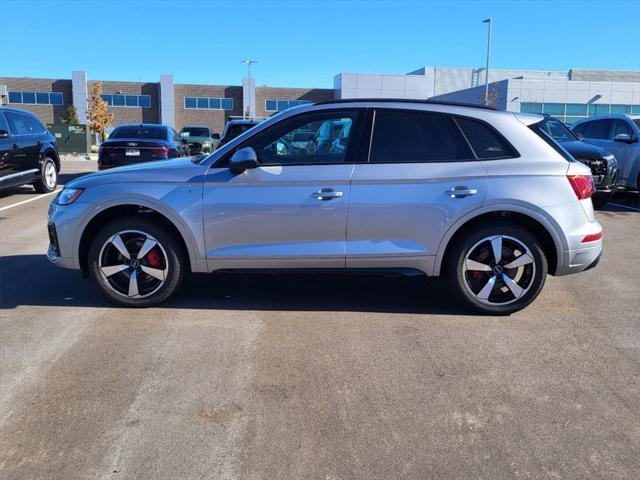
[581,231,603,243]
[567,174,594,200]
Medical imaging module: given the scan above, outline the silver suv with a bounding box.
[47,100,603,314]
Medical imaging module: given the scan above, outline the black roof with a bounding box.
[314,98,499,111]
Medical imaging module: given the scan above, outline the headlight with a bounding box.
[56,188,84,205]
[202,141,211,147]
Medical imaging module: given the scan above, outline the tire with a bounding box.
[446,222,548,315]
[88,216,186,307]
[592,191,613,209]
[33,157,58,193]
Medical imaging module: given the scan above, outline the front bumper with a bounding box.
[46,201,88,270]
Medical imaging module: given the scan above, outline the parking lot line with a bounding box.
[0,189,61,212]
[608,202,640,212]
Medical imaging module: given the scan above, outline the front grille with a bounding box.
[48,223,60,255]
[188,143,202,152]
[577,157,607,183]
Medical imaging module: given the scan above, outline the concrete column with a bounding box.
[242,77,256,119]
[71,71,88,124]
[159,74,175,127]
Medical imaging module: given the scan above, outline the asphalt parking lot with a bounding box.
[1,159,639,479]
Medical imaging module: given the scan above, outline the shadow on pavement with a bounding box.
[0,172,92,198]
[0,254,469,315]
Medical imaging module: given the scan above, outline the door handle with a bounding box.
[446,186,478,198]
[312,188,343,201]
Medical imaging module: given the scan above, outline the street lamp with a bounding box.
[241,60,257,119]
[482,18,492,106]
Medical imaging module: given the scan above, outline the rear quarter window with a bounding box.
[454,116,518,159]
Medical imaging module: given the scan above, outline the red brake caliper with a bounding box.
[146,248,161,268]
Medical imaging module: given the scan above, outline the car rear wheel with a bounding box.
[33,157,58,193]
[447,222,548,315]
[88,217,186,307]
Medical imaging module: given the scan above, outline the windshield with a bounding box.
[539,117,578,142]
[180,127,210,137]
[110,125,166,140]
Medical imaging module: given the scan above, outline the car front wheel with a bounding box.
[88,217,186,307]
[447,222,548,315]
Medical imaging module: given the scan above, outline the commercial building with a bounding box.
[0,71,334,134]
[1,66,638,135]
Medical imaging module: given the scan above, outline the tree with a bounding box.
[88,82,113,134]
[59,105,79,125]
[477,84,500,107]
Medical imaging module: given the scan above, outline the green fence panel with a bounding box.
[46,124,91,154]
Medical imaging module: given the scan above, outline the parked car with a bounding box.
[572,114,640,192]
[98,124,190,170]
[218,119,261,147]
[0,106,60,193]
[179,125,219,154]
[537,116,617,208]
[47,100,602,314]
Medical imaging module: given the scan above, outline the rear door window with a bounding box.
[369,110,473,163]
[581,119,613,139]
[5,111,45,135]
[455,116,518,159]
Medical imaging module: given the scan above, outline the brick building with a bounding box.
[0,71,335,135]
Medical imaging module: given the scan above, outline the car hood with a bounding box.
[66,157,207,189]
[558,139,610,159]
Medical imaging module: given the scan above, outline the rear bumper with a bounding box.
[558,241,603,275]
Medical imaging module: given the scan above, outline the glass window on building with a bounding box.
[265,100,277,111]
[589,104,610,115]
[112,95,125,107]
[50,92,64,105]
[520,103,542,114]
[566,104,588,116]
[610,105,631,114]
[184,97,197,109]
[209,98,221,109]
[125,95,138,107]
[8,91,22,103]
[221,98,233,110]
[22,92,36,104]
[197,98,208,109]
[36,92,49,104]
[542,103,564,116]
[138,95,151,108]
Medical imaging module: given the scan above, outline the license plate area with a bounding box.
[125,149,140,156]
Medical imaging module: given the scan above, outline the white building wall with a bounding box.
[71,70,88,124]
[334,73,433,100]
[159,74,174,127]
[506,78,639,113]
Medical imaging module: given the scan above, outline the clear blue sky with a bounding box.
[1,0,639,88]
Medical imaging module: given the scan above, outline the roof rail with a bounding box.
[313,98,499,111]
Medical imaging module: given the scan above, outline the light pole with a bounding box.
[241,60,257,119]
[482,18,492,106]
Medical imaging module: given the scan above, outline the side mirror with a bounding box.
[212,133,220,140]
[614,133,634,143]
[575,133,584,141]
[0,129,9,139]
[229,147,258,174]
[181,137,188,144]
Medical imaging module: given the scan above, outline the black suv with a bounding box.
[538,116,618,208]
[0,107,60,193]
